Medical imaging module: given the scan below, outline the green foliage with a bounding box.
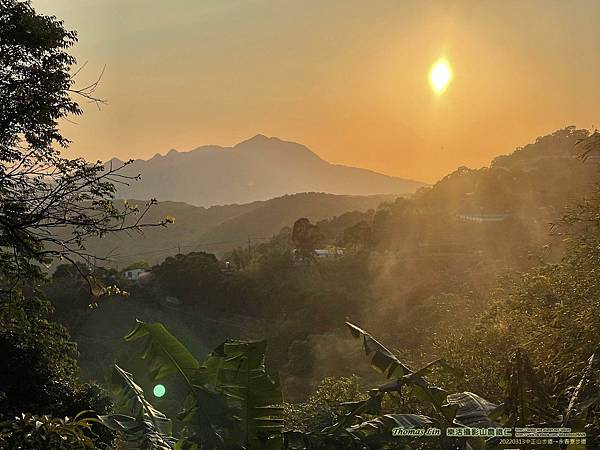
[330,322,598,448]
[122,321,225,448]
[0,412,100,450]
[194,340,284,450]
[344,322,458,423]
[120,321,284,450]
[0,5,166,446]
[79,193,386,268]
[151,252,223,304]
[0,0,164,284]
[284,376,367,433]
[0,292,112,421]
[124,321,200,380]
[49,128,600,417]
[309,322,498,449]
[0,0,79,141]
[99,365,176,450]
[103,318,597,449]
[444,392,502,428]
[503,349,559,427]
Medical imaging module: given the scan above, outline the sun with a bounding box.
[429,58,453,95]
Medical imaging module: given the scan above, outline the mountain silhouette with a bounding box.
[108,135,424,206]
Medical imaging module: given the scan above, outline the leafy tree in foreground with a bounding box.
[0,0,168,289]
[0,2,167,447]
[0,412,100,450]
[0,294,111,418]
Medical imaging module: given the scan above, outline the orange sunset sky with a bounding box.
[33,0,600,183]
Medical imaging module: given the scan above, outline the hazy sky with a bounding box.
[33,0,600,182]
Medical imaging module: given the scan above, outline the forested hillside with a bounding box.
[46,127,599,400]
[79,193,393,266]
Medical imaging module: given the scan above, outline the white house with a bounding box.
[123,268,149,281]
[314,248,345,259]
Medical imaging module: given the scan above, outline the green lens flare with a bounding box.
[153,384,166,398]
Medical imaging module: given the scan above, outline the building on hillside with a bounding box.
[292,247,345,262]
[458,212,512,223]
[221,260,235,275]
[122,267,150,281]
[314,247,345,259]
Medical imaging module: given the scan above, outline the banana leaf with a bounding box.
[194,340,284,450]
[345,321,457,422]
[444,392,501,428]
[125,320,228,448]
[124,321,284,450]
[98,365,176,450]
[125,320,201,381]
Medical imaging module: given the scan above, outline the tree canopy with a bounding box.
[0,2,164,445]
[0,0,168,288]
[291,218,322,261]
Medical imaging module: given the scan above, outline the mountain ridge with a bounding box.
[107,135,424,206]
[80,192,395,266]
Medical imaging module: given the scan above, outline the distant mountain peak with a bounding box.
[237,134,279,146]
[106,156,124,167]
[109,135,424,206]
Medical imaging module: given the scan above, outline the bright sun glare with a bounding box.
[429,59,453,95]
